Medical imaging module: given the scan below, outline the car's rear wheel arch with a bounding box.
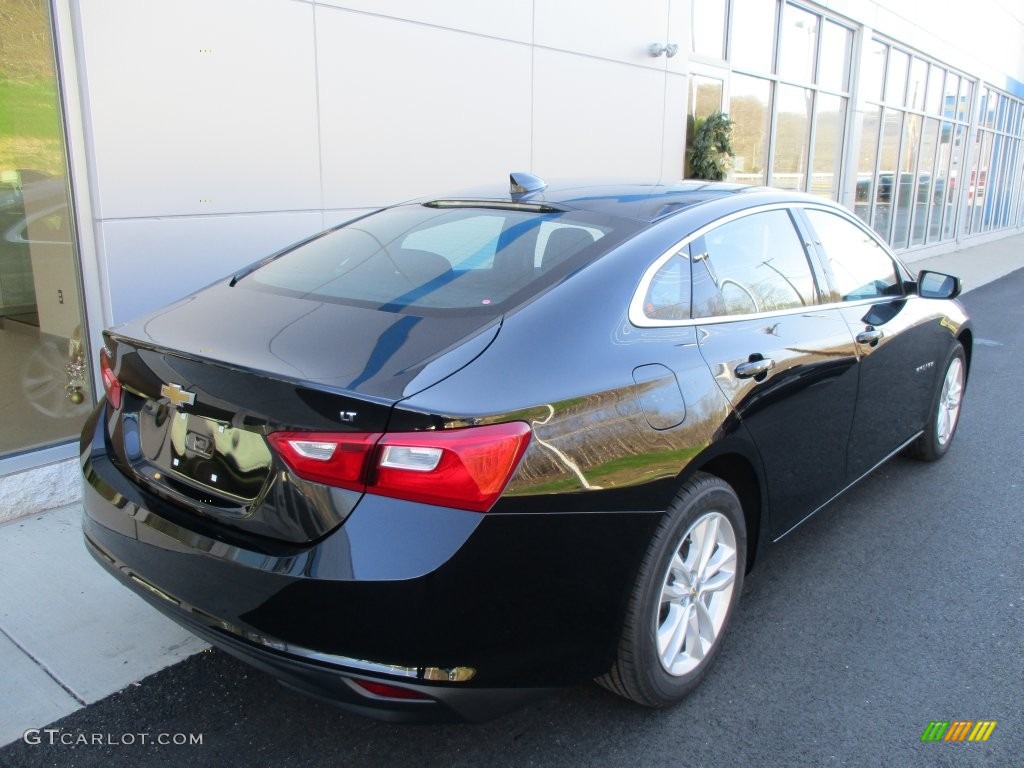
[677,450,763,573]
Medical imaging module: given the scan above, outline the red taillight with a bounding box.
[99,347,122,409]
[266,432,380,491]
[373,423,531,511]
[267,422,531,513]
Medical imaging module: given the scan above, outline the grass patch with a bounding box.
[0,78,61,139]
[0,78,64,174]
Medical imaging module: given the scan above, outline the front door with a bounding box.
[800,208,953,479]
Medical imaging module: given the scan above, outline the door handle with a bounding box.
[735,357,775,379]
[856,327,883,345]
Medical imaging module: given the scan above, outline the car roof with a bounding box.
[428,177,809,223]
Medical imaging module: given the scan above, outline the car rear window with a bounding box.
[244,203,633,315]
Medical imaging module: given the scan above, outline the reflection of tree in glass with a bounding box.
[729,86,770,181]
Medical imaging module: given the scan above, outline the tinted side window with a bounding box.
[643,245,691,320]
[692,209,818,318]
[804,210,901,301]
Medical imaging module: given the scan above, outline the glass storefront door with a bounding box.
[0,0,92,456]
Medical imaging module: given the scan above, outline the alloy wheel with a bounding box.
[655,511,738,677]
[936,356,964,447]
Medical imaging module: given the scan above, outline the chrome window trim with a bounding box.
[628,201,908,329]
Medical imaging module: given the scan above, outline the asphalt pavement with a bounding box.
[2,266,1022,768]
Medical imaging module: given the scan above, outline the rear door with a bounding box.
[691,208,860,539]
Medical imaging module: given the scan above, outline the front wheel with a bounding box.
[909,342,966,461]
[597,472,746,707]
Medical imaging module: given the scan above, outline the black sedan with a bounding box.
[81,174,970,722]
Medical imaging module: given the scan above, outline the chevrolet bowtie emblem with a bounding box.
[160,383,196,408]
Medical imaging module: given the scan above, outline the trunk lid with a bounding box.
[103,282,499,543]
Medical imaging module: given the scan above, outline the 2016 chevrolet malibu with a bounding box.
[81,174,970,722]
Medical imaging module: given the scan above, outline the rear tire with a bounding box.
[908,342,966,462]
[597,472,746,707]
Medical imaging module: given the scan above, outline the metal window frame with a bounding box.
[627,201,905,329]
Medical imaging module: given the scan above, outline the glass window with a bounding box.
[925,65,943,116]
[731,0,777,73]
[686,75,725,177]
[533,222,602,268]
[980,89,996,128]
[805,210,901,301]
[818,21,852,92]
[913,118,940,246]
[688,75,724,121]
[936,121,957,239]
[862,41,887,103]
[690,0,728,60]
[987,134,1008,229]
[691,210,817,317]
[771,85,812,190]
[892,113,922,249]
[872,109,904,239]
[811,94,847,198]
[996,95,1009,132]
[643,249,691,321]
[778,3,817,84]
[854,106,881,224]
[246,205,625,314]
[1002,140,1022,227]
[943,73,960,120]
[946,123,967,238]
[402,214,504,268]
[958,80,974,122]
[885,49,909,105]
[907,58,927,111]
[728,74,772,185]
[967,130,991,234]
[0,1,94,457]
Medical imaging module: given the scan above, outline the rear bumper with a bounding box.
[83,531,544,722]
[80,404,662,721]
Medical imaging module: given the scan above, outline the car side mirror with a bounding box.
[917,270,961,300]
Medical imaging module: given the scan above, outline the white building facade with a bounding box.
[1,0,1023,516]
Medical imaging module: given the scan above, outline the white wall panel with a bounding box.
[663,72,688,178]
[534,0,669,70]
[532,49,667,178]
[315,0,534,43]
[665,0,691,75]
[100,212,322,324]
[316,9,532,208]
[78,0,321,220]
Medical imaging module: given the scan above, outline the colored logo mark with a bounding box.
[920,720,997,742]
